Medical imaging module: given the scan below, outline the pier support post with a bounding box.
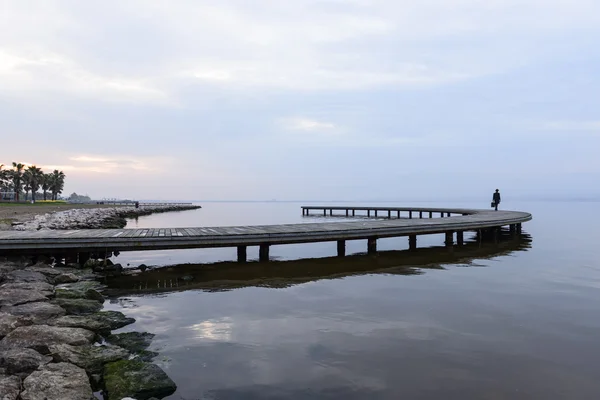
[388,210,391,219]
[367,237,377,254]
[397,210,400,218]
[441,212,444,218]
[447,212,451,217]
[445,231,454,247]
[516,223,522,234]
[419,211,423,219]
[429,212,433,218]
[323,209,326,216]
[409,211,413,219]
[367,210,371,217]
[509,224,516,237]
[346,210,349,217]
[409,235,417,251]
[456,231,464,246]
[352,210,355,216]
[375,210,378,217]
[337,240,346,257]
[78,252,90,266]
[259,244,270,262]
[237,246,247,263]
[65,253,78,265]
[329,209,333,216]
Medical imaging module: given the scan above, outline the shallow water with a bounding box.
[103,201,600,399]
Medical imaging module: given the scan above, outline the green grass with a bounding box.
[0,200,67,206]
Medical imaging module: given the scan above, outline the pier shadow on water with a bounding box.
[103,229,532,296]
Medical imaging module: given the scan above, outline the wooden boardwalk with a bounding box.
[0,206,531,262]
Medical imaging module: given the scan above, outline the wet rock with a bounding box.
[52,311,135,335]
[4,270,49,284]
[104,360,177,400]
[21,362,93,400]
[0,288,49,307]
[49,343,130,374]
[0,348,52,378]
[52,298,102,315]
[53,273,79,284]
[59,279,106,293]
[55,287,104,302]
[1,325,95,354]
[106,332,155,354]
[1,302,65,324]
[0,374,20,400]
[0,281,55,295]
[0,312,34,339]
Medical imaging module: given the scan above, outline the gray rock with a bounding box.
[53,273,79,284]
[55,287,104,303]
[0,348,52,378]
[58,279,106,293]
[0,312,34,339]
[52,298,102,315]
[49,343,129,374]
[1,302,65,324]
[0,281,55,294]
[107,332,154,354]
[0,289,49,307]
[0,374,20,400]
[24,263,63,277]
[52,311,135,334]
[104,360,177,400]
[21,362,93,400]
[4,270,49,284]
[1,325,95,354]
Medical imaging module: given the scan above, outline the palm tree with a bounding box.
[23,170,32,201]
[11,162,25,202]
[41,173,52,201]
[25,166,43,203]
[49,170,66,201]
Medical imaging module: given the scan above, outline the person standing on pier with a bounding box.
[492,189,501,211]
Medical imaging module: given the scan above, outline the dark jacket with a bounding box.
[493,192,501,204]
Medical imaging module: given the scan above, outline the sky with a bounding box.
[1,0,599,201]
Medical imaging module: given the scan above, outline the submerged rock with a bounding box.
[0,374,20,400]
[107,332,155,354]
[21,362,93,400]
[52,298,102,315]
[1,325,95,354]
[1,302,65,324]
[49,343,130,374]
[0,348,52,378]
[0,312,34,339]
[104,360,177,400]
[52,311,135,335]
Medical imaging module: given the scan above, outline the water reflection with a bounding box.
[104,230,532,296]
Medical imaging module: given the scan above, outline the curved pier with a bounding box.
[0,206,531,263]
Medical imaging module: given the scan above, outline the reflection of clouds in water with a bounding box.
[189,317,233,341]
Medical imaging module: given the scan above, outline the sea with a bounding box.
[101,200,600,399]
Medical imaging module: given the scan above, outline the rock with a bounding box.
[0,374,20,400]
[21,362,93,400]
[52,298,102,315]
[49,343,130,374]
[0,281,55,294]
[0,348,52,378]
[4,270,49,284]
[1,325,95,354]
[55,288,104,303]
[107,332,155,354]
[52,311,135,335]
[0,288,49,307]
[66,262,81,269]
[57,279,106,293]
[83,259,102,269]
[0,312,34,339]
[139,264,148,272]
[85,288,105,302]
[24,263,63,277]
[1,302,65,324]
[53,273,79,284]
[104,360,177,400]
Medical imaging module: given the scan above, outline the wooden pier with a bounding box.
[0,206,531,263]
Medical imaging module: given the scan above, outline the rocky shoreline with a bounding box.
[0,256,176,400]
[12,204,201,231]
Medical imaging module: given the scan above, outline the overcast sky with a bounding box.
[2,0,599,201]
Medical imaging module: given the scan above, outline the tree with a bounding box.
[23,170,32,201]
[11,162,25,202]
[49,169,66,201]
[41,173,52,201]
[25,166,43,203]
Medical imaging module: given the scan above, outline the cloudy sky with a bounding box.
[2,0,599,201]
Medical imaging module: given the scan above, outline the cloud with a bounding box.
[282,118,337,132]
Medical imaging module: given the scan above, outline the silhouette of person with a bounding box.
[492,189,501,211]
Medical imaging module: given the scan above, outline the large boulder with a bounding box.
[0,312,34,339]
[1,325,95,354]
[49,343,130,374]
[21,362,93,400]
[55,287,104,303]
[107,332,157,361]
[1,302,65,324]
[53,273,79,284]
[24,263,63,277]
[0,374,21,400]
[0,288,49,307]
[52,311,135,335]
[51,298,102,315]
[0,281,55,294]
[4,270,49,284]
[104,360,177,400]
[0,348,52,378]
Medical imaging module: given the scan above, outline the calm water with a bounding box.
[103,201,600,399]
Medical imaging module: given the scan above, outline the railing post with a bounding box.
[337,240,346,257]
[367,237,377,254]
